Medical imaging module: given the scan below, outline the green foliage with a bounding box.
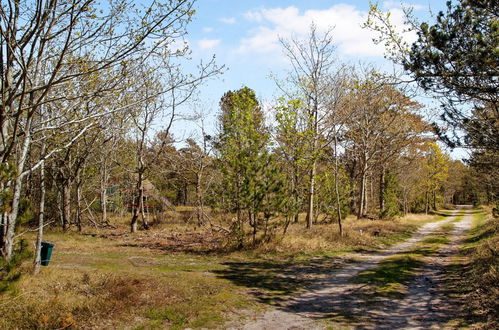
[216,87,284,245]
[421,143,450,211]
[0,239,32,293]
[17,198,33,227]
[316,166,351,221]
[367,0,498,151]
[0,163,17,213]
[408,0,498,151]
[274,97,315,169]
[406,0,497,105]
[274,98,314,221]
[381,171,400,219]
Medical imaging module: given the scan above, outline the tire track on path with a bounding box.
[226,211,463,330]
[363,209,473,329]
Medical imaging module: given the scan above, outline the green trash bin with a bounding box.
[41,242,55,266]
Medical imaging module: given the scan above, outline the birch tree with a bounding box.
[278,24,349,229]
[0,0,213,260]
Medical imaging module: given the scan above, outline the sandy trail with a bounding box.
[365,210,473,329]
[226,210,472,330]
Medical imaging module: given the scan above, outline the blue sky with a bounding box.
[167,0,464,157]
[184,0,446,97]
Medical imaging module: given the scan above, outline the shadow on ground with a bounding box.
[213,257,352,304]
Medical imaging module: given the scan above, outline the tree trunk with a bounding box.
[195,174,204,226]
[293,167,300,223]
[130,192,139,233]
[306,159,316,229]
[334,136,343,236]
[379,165,386,217]
[425,191,429,214]
[140,192,148,229]
[0,209,5,258]
[348,159,357,214]
[62,181,71,231]
[357,170,367,219]
[33,158,46,274]
[183,182,188,205]
[57,189,64,227]
[432,190,437,210]
[131,142,146,232]
[76,174,83,232]
[364,175,369,216]
[250,211,257,244]
[131,173,144,233]
[403,188,408,215]
[100,158,108,224]
[1,117,32,260]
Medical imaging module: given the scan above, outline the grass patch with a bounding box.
[447,208,498,328]
[421,236,449,245]
[351,217,457,299]
[462,211,492,248]
[352,254,424,298]
[259,212,444,257]
[0,231,252,329]
[0,210,450,328]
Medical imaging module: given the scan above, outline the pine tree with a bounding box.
[216,87,282,246]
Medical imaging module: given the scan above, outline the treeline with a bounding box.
[1,0,497,270]
[4,29,488,250]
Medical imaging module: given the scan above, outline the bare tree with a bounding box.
[0,0,214,260]
[128,58,221,233]
[278,24,349,229]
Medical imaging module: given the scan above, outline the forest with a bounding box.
[0,0,497,329]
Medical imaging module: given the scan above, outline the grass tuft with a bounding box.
[351,218,457,299]
[352,255,424,298]
[0,210,450,328]
[448,209,498,328]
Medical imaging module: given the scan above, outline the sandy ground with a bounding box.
[225,210,473,330]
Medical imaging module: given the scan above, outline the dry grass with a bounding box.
[0,228,252,329]
[451,208,498,328]
[89,210,444,256]
[256,213,444,256]
[0,209,447,329]
[0,270,179,329]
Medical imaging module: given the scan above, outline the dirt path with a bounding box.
[365,210,473,329]
[226,210,472,329]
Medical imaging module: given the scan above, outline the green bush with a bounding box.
[0,239,32,293]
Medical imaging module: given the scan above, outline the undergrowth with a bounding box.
[0,211,449,328]
[257,213,442,256]
[452,208,498,328]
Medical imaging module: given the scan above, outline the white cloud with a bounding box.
[220,17,236,24]
[203,27,214,33]
[383,1,424,10]
[244,11,264,22]
[238,4,417,58]
[198,39,221,51]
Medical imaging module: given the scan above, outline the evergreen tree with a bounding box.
[367,0,498,151]
[215,87,282,246]
[380,171,401,219]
